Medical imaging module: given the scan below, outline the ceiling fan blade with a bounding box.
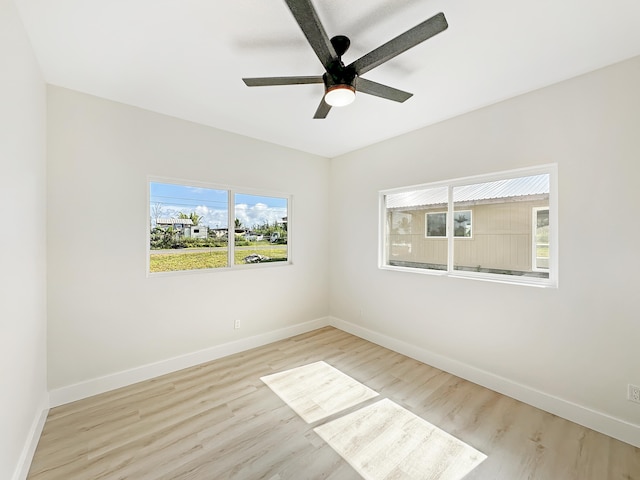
[348,12,448,76]
[243,76,323,87]
[313,97,332,119]
[356,78,413,103]
[284,0,338,70]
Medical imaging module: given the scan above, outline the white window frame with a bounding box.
[147,176,292,276]
[379,164,558,288]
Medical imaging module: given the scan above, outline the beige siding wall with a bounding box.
[388,199,548,272]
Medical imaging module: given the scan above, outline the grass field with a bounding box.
[149,248,288,273]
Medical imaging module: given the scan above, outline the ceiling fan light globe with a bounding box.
[325,85,356,107]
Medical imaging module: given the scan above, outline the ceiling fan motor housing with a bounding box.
[330,35,351,57]
[323,63,356,91]
[324,35,356,91]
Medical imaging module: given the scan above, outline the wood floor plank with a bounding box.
[28,327,640,479]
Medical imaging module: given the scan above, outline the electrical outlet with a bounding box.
[628,384,640,404]
[234,319,241,329]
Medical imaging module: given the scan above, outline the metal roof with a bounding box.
[386,174,549,209]
[156,218,194,225]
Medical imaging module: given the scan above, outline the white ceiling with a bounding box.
[14,0,640,158]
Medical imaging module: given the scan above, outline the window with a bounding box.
[234,193,289,266]
[426,210,472,238]
[453,210,472,238]
[380,165,557,287]
[426,212,446,237]
[148,178,290,274]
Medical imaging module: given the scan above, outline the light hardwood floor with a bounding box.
[28,327,640,479]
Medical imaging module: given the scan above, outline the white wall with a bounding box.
[0,1,48,478]
[47,86,330,390]
[330,56,640,443]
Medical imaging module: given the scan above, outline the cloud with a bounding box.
[155,203,285,230]
[151,190,286,230]
[235,203,286,230]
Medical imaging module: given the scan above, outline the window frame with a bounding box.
[379,164,558,288]
[147,176,292,276]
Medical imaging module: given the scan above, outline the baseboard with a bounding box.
[45,315,640,447]
[13,395,49,480]
[49,317,330,407]
[328,316,640,448]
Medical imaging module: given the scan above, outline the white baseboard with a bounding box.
[49,317,330,407]
[45,315,640,448]
[13,395,49,480]
[329,316,640,448]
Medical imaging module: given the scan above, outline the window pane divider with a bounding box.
[228,189,234,269]
[447,185,454,274]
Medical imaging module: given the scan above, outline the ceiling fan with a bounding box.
[242,0,448,119]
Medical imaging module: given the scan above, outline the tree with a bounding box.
[397,216,411,234]
[149,226,176,249]
[151,202,163,227]
[178,212,202,226]
[189,212,202,226]
[234,218,242,229]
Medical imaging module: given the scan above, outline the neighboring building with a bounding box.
[189,225,208,239]
[156,218,193,231]
[386,175,550,276]
[155,218,208,238]
[209,228,227,238]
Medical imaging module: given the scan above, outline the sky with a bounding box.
[150,181,288,230]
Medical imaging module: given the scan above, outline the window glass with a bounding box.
[149,180,290,274]
[233,193,288,266]
[426,212,447,237]
[149,181,229,273]
[533,208,550,271]
[385,186,448,271]
[453,210,472,238]
[380,166,556,287]
[452,174,550,278]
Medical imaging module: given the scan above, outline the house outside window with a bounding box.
[380,165,557,287]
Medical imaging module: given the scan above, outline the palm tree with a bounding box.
[189,212,201,226]
[178,212,202,226]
